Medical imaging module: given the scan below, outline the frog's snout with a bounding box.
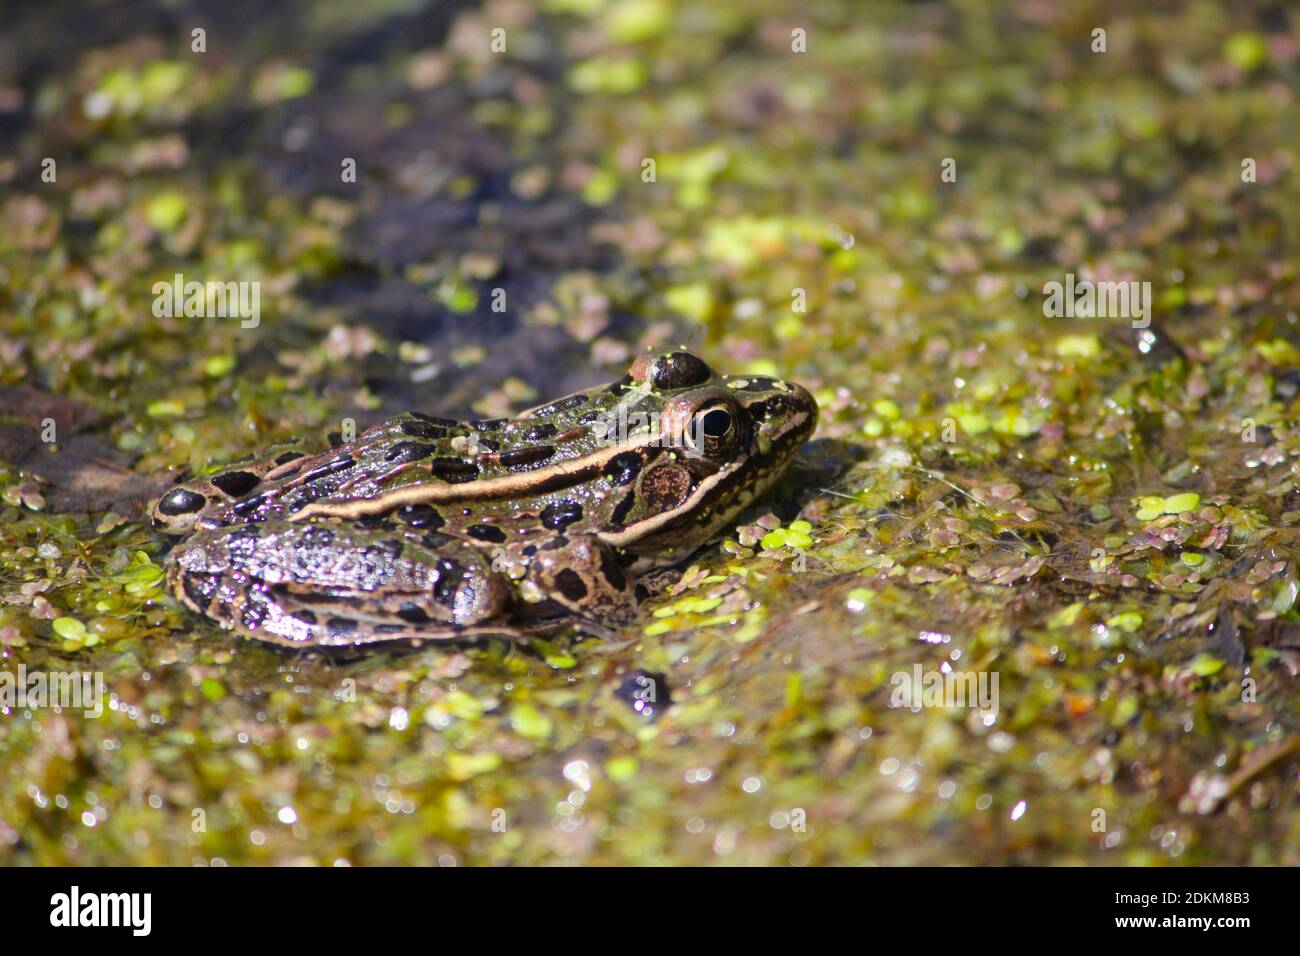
[788,382,819,437]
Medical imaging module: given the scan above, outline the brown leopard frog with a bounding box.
[150,350,817,648]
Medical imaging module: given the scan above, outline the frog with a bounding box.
[149,349,818,648]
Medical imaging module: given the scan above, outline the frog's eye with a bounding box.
[687,400,740,458]
[700,407,732,439]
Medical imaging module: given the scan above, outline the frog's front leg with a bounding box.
[522,534,639,636]
[167,521,513,647]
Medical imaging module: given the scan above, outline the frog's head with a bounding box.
[601,349,818,556]
[624,349,818,464]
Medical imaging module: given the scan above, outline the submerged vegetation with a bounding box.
[1,0,1299,864]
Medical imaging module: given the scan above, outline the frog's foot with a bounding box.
[166,520,513,648]
[523,534,638,637]
[151,437,333,535]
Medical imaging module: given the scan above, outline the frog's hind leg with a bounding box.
[169,563,523,648]
[151,437,332,534]
[167,521,514,648]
